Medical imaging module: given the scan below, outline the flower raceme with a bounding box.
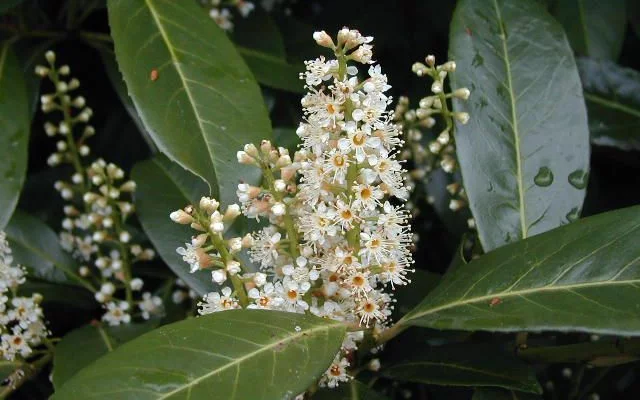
[0,232,49,363]
[35,51,162,326]
[171,28,413,389]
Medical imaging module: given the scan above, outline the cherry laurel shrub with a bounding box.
[0,0,639,399]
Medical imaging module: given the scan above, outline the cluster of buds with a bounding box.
[394,55,471,215]
[0,232,49,362]
[200,0,255,31]
[173,28,413,390]
[36,51,161,326]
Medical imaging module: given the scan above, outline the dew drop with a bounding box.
[534,166,554,187]
[566,207,580,222]
[568,169,588,189]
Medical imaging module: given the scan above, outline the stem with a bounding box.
[375,321,408,345]
[263,167,300,259]
[48,68,85,180]
[0,352,53,399]
[210,231,248,307]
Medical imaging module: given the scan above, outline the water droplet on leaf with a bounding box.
[566,207,580,222]
[568,169,588,189]
[534,167,554,187]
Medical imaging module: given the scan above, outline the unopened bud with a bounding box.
[313,31,335,48]
[170,209,194,224]
[425,54,436,67]
[45,50,56,64]
[453,88,471,100]
[454,112,470,124]
[440,61,456,72]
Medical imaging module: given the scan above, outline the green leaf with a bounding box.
[401,205,640,335]
[236,46,305,93]
[383,344,541,394]
[577,57,640,151]
[552,0,626,60]
[313,380,389,400]
[99,48,157,153]
[108,0,272,206]
[132,156,217,295]
[53,321,159,390]
[53,310,346,400]
[473,388,542,400]
[231,8,286,58]
[0,42,30,230]
[449,0,590,251]
[5,210,90,290]
[20,279,96,309]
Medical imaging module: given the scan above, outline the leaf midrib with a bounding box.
[404,278,640,323]
[144,0,216,191]
[584,93,640,119]
[492,0,528,240]
[156,322,342,399]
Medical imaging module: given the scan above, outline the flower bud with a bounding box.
[212,269,227,284]
[431,81,443,94]
[226,260,241,275]
[170,209,194,224]
[454,112,470,125]
[223,204,241,221]
[35,65,49,77]
[425,54,436,67]
[45,50,56,64]
[313,31,335,48]
[271,202,286,216]
[199,196,219,214]
[453,88,471,100]
[440,61,456,72]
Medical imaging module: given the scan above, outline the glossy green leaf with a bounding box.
[313,380,389,400]
[99,48,157,152]
[0,42,30,230]
[449,0,590,251]
[473,388,542,400]
[5,210,91,290]
[132,156,219,295]
[108,0,272,205]
[577,57,640,151]
[401,205,640,335]
[383,344,541,394]
[52,321,160,390]
[552,0,626,60]
[236,46,305,93]
[230,9,304,93]
[53,310,346,400]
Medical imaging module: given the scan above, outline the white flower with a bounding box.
[176,242,202,273]
[198,287,239,315]
[138,292,164,320]
[102,301,131,326]
[321,356,351,388]
[248,228,281,269]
